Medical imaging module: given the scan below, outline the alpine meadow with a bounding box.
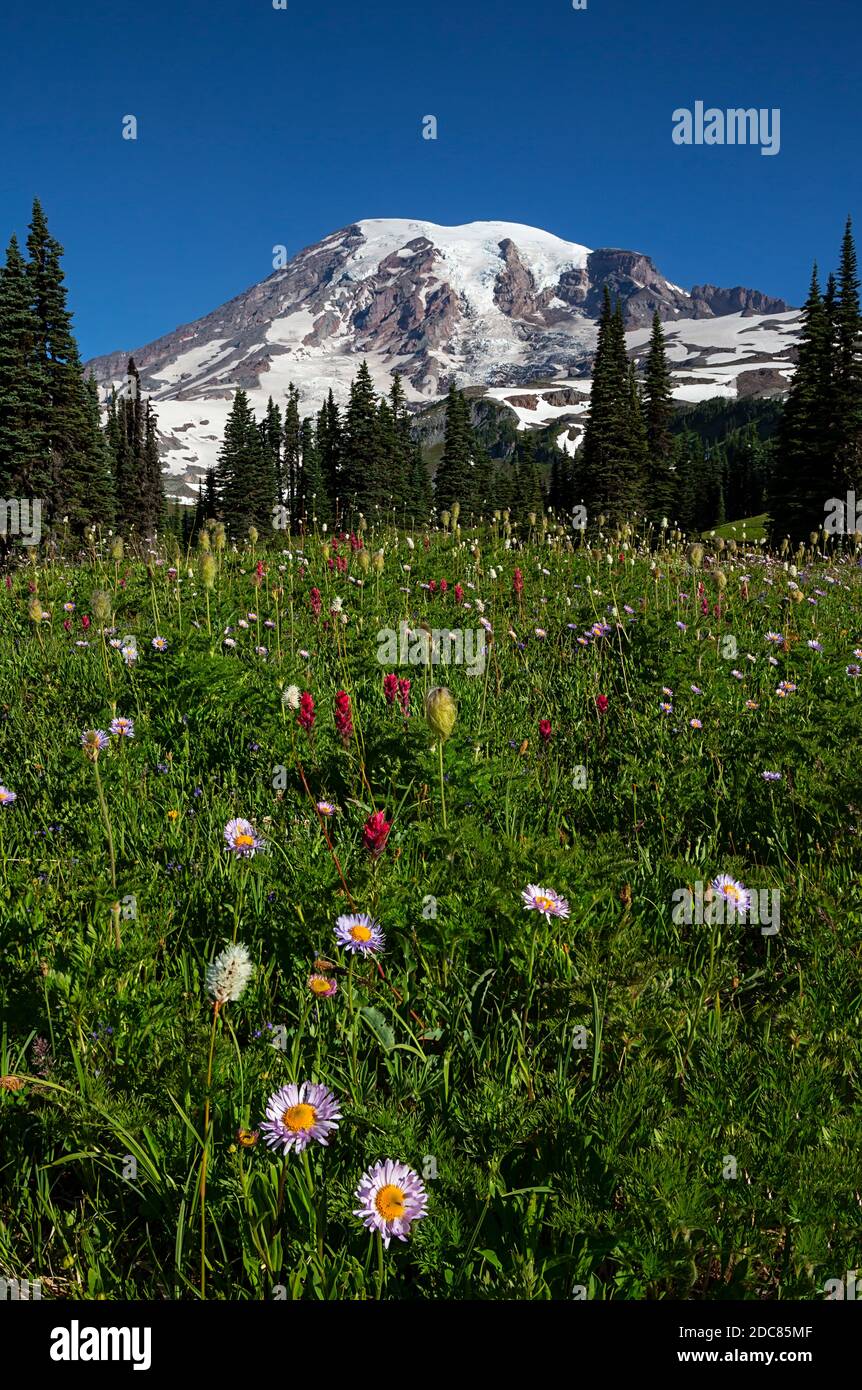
[1,0,861,1328]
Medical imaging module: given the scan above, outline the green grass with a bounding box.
[1,524,860,1301]
[704,514,769,542]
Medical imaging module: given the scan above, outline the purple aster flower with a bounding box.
[334,912,385,955]
[224,817,265,858]
[711,874,751,918]
[353,1159,428,1249]
[521,884,570,920]
[762,771,782,782]
[151,636,168,652]
[80,729,109,760]
[0,785,16,806]
[109,717,135,739]
[260,1081,341,1154]
[847,664,861,678]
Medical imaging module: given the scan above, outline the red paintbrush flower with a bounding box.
[398,677,411,716]
[363,810,391,859]
[383,673,398,705]
[310,588,322,618]
[334,690,353,743]
[298,692,315,732]
[513,568,524,596]
[454,583,463,604]
[596,694,609,716]
[539,719,552,743]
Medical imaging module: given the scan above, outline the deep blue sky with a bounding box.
[1,0,859,361]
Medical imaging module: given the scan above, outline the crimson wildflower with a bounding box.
[334,690,353,742]
[298,692,315,732]
[363,810,391,859]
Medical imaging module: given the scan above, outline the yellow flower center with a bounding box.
[535,896,554,913]
[350,924,372,942]
[309,978,331,995]
[375,1184,406,1222]
[235,833,254,848]
[282,1104,316,1131]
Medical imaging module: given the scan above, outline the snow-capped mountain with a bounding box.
[85,218,801,497]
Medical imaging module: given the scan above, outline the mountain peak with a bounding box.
[85,217,798,498]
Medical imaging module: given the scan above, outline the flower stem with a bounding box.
[437,740,447,830]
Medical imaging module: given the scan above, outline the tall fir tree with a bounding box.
[299,415,329,526]
[260,397,283,505]
[580,291,646,521]
[434,385,474,513]
[216,389,264,537]
[343,360,385,520]
[768,267,833,542]
[408,439,433,521]
[26,199,110,526]
[832,217,862,493]
[113,358,146,534]
[510,432,544,522]
[316,390,342,520]
[387,373,413,518]
[282,385,301,524]
[642,310,677,523]
[0,235,49,499]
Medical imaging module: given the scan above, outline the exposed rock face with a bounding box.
[690,284,790,318]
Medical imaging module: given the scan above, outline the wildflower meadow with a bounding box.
[1,519,860,1303]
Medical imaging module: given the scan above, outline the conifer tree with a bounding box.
[832,217,862,493]
[387,373,412,518]
[0,234,49,498]
[768,267,833,542]
[260,397,283,504]
[283,384,301,525]
[317,390,342,520]
[299,415,329,526]
[642,311,677,523]
[434,385,474,513]
[510,432,544,521]
[581,291,646,521]
[113,358,146,534]
[343,360,384,520]
[26,199,108,526]
[408,439,433,521]
[216,389,264,537]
